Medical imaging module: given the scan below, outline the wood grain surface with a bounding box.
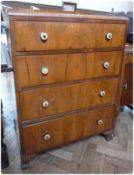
[14,21,126,51]
[121,47,133,106]
[22,106,116,155]
[20,78,118,120]
[16,51,122,88]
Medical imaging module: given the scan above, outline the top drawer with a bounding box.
[13,21,126,52]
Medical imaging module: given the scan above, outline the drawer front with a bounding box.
[22,106,116,154]
[16,51,122,88]
[14,21,125,51]
[20,78,118,120]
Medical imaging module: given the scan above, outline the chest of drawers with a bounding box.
[121,44,133,106]
[8,12,127,168]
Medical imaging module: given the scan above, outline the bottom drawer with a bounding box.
[22,106,116,155]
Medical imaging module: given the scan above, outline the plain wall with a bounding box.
[8,0,133,12]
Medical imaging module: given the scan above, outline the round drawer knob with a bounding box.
[97,119,103,125]
[105,32,112,40]
[99,90,106,97]
[42,100,49,108]
[40,32,48,41]
[103,61,110,69]
[44,133,51,141]
[41,67,49,75]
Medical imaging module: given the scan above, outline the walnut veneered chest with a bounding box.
[8,11,128,168]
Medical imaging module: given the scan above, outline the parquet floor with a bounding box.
[1,72,133,174]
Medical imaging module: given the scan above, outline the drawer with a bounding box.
[14,21,125,51]
[16,51,122,88]
[22,106,116,154]
[20,78,118,120]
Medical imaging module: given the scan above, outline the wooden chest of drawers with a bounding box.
[8,12,127,168]
[121,44,133,106]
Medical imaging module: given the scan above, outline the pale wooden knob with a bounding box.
[99,90,106,97]
[103,61,110,69]
[42,100,49,108]
[97,119,103,125]
[44,133,51,141]
[41,67,48,75]
[105,32,112,40]
[40,32,48,41]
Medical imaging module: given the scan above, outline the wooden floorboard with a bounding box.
[1,72,133,174]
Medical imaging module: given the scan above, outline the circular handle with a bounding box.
[103,61,110,69]
[97,119,103,125]
[99,90,106,97]
[43,133,51,141]
[42,100,49,108]
[105,32,112,40]
[40,32,48,41]
[41,67,49,75]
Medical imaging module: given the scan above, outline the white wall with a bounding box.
[7,0,133,12]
